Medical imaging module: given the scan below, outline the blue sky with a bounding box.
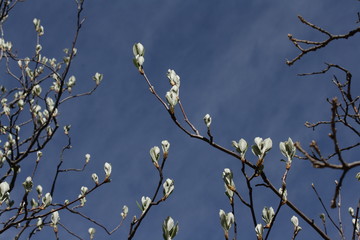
[2,0,360,239]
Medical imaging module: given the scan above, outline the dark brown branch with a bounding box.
[286,16,360,66]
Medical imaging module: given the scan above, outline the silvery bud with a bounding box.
[279,137,296,162]
[132,43,145,70]
[88,227,96,240]
[36,185,43,196]
[161,140,170,158]
[138,196,151,213]
[42,193,52,207]
[219,209,234,234]
[278,187,287,202]
[262,206,275,227]
[133,43,145,57]
[93,72,103,85]
[167,69,180,87]
[255,224,264,240]
[85,154,91,163]
[252,137,272,165]
[0,182,9,200]
[121,205,128,219]
[92,173,99,184]
[80,186,88,196]
[203,114,212,128]
[162,216,179,240]
[104,162,112,179]
[165,91,178,112]
[291,216,302,234]
[349,207,354,217]
[150,146,161,168]
[22,176,33,192]
[232,138,247,159]
[51,211,60,231]
[32,84,42,96]
[37,218,43,229]
[163,178,174,199]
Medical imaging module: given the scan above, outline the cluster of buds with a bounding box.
[133,43,145,71]
[165,69,181,113]
[33,18,44,36]
[222,168,236,200]
[79,186,88,207]
[121,205,129,219]
[150,140,171,169]
[0,38,12,51]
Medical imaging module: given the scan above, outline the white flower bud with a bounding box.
[93,72,103,85]
[278,187,287,202]
[163,178,174,198]
[167,69,180,87]
[67,75,76,88]
[35,44,42,54]
[203,114,212,128]
[36,185,43,195]
[222,168,235,199]
[255,223,264,239]
[121,205,128,219]
[279,137,296,162]
[32,84,42,96]
[132,43,145,57]
[104,162,112,178]
[150,146,160,167]
[92,173,99,184]
[349,207,354,216]
[165,91,178,111]
[219,209,234,233]
[162,216,179,240]
[51,211,60,226]
[88,227,96,240]
[252,137,272,160]
[85,154,91,163]
[262,206,275,227]
[80,186,88,196]
[0,181,10,199]
[161,140,170,156]
[37,218,43,229]
[140,196,151,213]
[42,193,52,207]
[291,216,302,233]
[232,138,248,159]
[22,176,33,192]
[133,54,144,69]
